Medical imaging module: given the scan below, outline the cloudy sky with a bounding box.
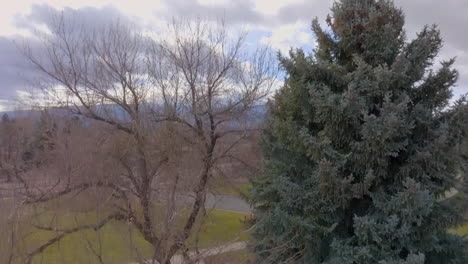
[0,0,467,111]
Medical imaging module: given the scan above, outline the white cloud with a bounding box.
[0,0,165,36]
[1,0,468,104]
[0,100,11,112]
[260,22,312,54]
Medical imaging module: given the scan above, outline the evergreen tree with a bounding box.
[34,110,56,152]
[1,113,11,123]
[251,0,468,263]
[22,111,57,164]
[0,113,14,182]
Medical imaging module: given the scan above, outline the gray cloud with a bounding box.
[156,0,334,29]
[395,0,468,49]
[0,36,32,99]
[0,4,136,106]
[13,4,136,33]
[274,0,333,25]
[396,0,468,95]
[159,0,468,94]
[157,0,263,25]
[1,0,467,109]
[268,0,468,94]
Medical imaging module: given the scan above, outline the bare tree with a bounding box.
[15,16,277,264]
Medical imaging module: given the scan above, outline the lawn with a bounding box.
[0,196,249,264]
[444,192,468,236]
[211,179,252,197]
[450,223,468,236]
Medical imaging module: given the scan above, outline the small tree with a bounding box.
[0,114,22,183]
[0,114,14,182]
[251,0,468,263]
[2,113,11,123]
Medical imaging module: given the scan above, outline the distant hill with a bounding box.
[0,104,269,126]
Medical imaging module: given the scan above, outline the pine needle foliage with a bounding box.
[251,1,468,263]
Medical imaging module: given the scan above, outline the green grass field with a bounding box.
[0,196,249,264]
[5,188,465,264]
[445,192,468,236]
[450,223,468,236]
[212,179,252,196]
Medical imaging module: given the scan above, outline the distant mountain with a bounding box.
[0,104,269,126]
